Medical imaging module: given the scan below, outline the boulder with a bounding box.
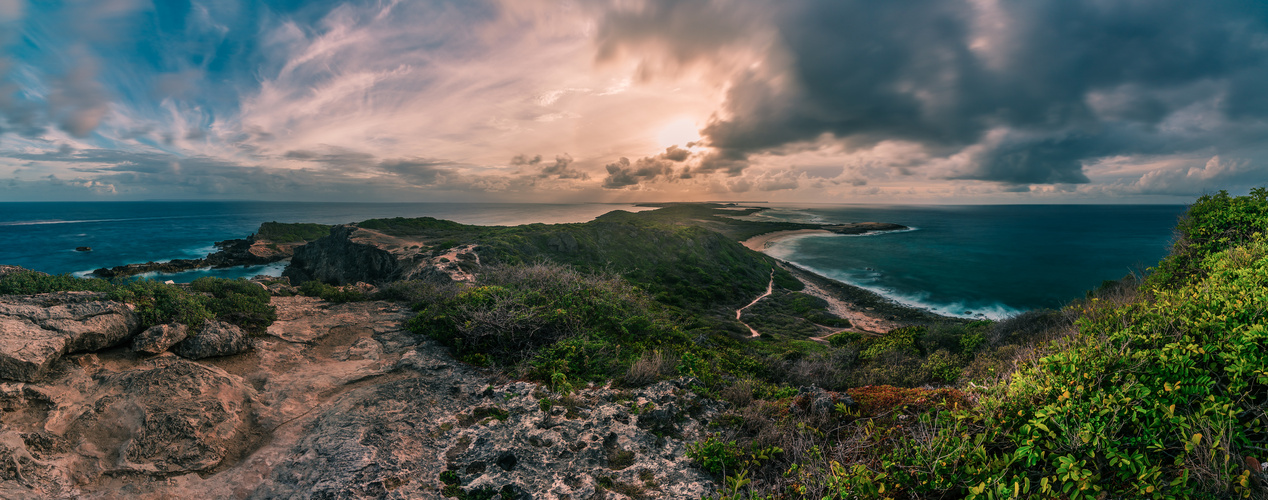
[0,292,139,382]
[132,323,189,355]
[173,320,252,360]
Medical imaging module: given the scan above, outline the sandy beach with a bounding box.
[741,229,832,251]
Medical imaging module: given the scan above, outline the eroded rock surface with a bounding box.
[283,225,463,286]
[172,320,251,360]
[131,323,187,356]
[0,295,718,498]
[0,293,138,382]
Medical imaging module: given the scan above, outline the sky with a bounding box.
[1,0,1267,203]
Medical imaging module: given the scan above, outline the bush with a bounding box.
[109,279,213,330]
[829,189,1268,499]
[298,280,369,303]
[0,270,114,295]
[408,263,689,383]
[255,221,332,243]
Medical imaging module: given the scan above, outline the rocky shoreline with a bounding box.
[89,237,292,279]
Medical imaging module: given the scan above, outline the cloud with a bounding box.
[538,154,588,180]
[601,146,695,189]
[1129,155,1264,195]
[596,0,1268,185]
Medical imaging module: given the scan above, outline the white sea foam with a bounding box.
[790,261,1025,320]
[760,235,1026,320]
[0,215,206,226]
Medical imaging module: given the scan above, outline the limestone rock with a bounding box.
[67,357,258,475]
[283,224,458,286]
[0,292,139,382]
[0,295,719,498]
[172,320,252,360]
[131,323,188,355]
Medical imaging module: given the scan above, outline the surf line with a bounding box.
[737,269,775,337]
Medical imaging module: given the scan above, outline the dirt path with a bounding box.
[737,270,775,337]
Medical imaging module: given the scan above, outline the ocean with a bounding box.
[1,202,1186,319]
[0,202,655,282]
[749,204,1186,319]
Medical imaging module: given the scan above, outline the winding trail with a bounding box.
[737,270,775,337]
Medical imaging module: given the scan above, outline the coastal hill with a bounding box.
[0,192,1265,497]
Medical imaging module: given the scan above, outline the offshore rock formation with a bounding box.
[0,293,719,498]
[89,231,314,280]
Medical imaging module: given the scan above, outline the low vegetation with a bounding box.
[254,221,332,244]
[0,271,275,333]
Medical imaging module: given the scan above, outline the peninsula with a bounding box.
[0,192,1264,498]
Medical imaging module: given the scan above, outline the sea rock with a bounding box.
[172,319,252,360]
[0,292,139,382]
[132,323,189,355]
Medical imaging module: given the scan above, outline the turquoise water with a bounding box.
[752,205,1186,319]
[1,202,1186,318]
[0,202,653,282]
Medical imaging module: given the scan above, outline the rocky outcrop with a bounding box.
[0,294,719,498]
[172,320,251,359]
[131,323,188,355]
[823,222,909,235]
[0,292,139,382]
[89,225,319,279]
[283,225,459,286]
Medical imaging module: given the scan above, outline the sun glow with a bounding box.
[656,117,701,149]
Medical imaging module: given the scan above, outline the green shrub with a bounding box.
[1152,187,1268,285]
[830,189,1268,499]
[408,263,689,384]
[859,325,925,360]
[0,270,114,295]
[255,221,332,243]
[298,280,368,303]
[108,279,213,330]
[687,435,783,477]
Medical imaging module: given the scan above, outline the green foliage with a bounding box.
[829,189,1268,499]
[407,263,690,384]
[109,279,214,329]
[859,325,925,360]
[1152,187,1268,285]
[687,435,783,477]
[298,280,368,303]
[189,277,275,333]
[0,270,114,295]
[0,271,276,333]
[358,206,792,311]
[358,216,474,235]
[255,221,332,243]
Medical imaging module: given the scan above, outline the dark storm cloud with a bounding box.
[597,0,1268,185]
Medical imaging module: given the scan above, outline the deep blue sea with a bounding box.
[0,202,654,282]
[750,204,1186,319]
[1,202,1185,319]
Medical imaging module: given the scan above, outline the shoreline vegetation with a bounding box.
[3,192,1265,497]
